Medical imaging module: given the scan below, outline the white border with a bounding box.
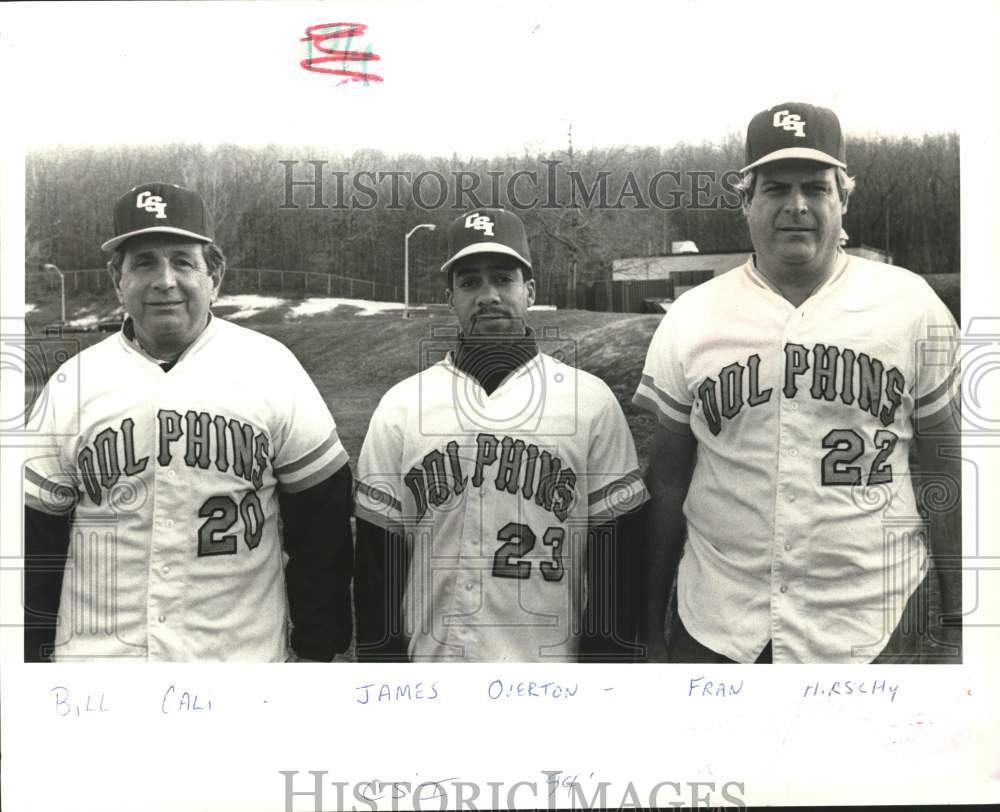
[2,2,998,809]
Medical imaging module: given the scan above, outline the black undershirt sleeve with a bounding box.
[354,516,410,662]
[24,506,72,663]
[280,464,354,661]
[578,506,645,662]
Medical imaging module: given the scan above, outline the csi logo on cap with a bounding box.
[772,110,806,138]
[136,190,168,219]
[464,212,495,237]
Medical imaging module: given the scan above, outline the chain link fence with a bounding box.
[27,267,446,305]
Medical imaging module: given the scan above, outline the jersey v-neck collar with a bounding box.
[442,346,541,397]
[447,330,540,396]
[118,312,218,369]
[744,250,849,309]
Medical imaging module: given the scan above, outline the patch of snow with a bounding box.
[288,297,409,318]
[215,294,287,320]
[64,314,101,330]
[25,303,37,315]
[63,306,113,330]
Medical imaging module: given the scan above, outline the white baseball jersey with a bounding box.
[634,253,959,663]
[355,351,648,662]
[24,316,349,662]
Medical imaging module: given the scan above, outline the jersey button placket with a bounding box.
[461,502,481,619]
[777,402,811,653]
[452,557,478,660]
[148,514,173,658]
[147,388,167,659]
[149,411,184,660]
[446,500,479,654]
[772,322,802,651]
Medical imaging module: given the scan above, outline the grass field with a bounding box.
[25,291,663,468]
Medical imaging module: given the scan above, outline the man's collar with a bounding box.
[749,249,848,301]
[121,312,215,364]
[451,327,539,395]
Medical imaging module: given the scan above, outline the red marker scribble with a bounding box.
[301,23,382,85]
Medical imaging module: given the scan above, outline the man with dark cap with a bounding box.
[354,208,648,661]
[24,183,354,662]
[634,103,962,663]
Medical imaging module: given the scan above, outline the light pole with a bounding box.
[42,263,66,324]
[404,223,435,319]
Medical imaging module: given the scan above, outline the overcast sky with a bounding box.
[2,0,992,155]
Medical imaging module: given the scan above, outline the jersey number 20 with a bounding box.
[197,492,265,556]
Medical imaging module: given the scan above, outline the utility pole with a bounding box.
[403,224,435,318]
[42,263,66,324]
[884,196,890,261]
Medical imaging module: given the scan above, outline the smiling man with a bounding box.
[634,103,962,664]
[24,182,354,662]
[353,208,648,662]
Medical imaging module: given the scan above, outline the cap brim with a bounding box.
[740,147,847,174]
[440,242,532,273]
[101,226,213,253]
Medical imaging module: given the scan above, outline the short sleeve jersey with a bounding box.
[24,316,349,661]
[633,254,959,663]
[356,352,648,661]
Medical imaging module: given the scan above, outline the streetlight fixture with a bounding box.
[404,223,435,319]
[42,263,66,324]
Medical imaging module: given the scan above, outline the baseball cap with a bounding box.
[440,208,532,276]
[741,102,847,173]
[101,182,213,252]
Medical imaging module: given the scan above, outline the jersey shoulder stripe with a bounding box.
[632,384,691,434]
[355,480,402,513]
[638,373,692,414]
[589,468,649,523]
[276,428,349,493]
[354,481,402,529]
[915,365,959,409]
[588,468,648,507]
[274,428,343,476]
[914,371,960,425]
[632,388,693,435]
[24,466,79,515]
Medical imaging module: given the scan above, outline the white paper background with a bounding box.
[1,1,998,809]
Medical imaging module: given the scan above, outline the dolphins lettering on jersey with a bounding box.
[403,433,578,522]
[75,411,271,505]
[697,343,906,436]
